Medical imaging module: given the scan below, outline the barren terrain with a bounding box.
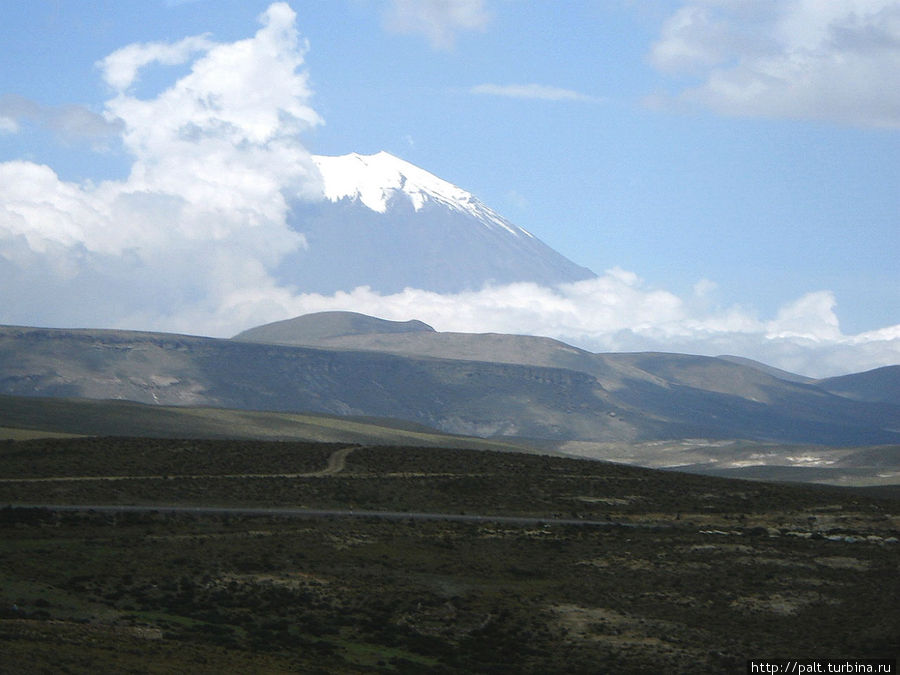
[1,438,898,673]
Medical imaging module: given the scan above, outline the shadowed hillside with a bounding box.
[2,320,900,450]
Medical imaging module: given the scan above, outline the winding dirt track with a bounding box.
[0,446,358,483]
[314,445,355,476]
[1,443,683,530]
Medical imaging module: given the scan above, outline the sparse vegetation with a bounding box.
[1,438,898,673]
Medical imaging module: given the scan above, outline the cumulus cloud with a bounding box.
[649,0,900,127]
[471,83,598,102]
[383,0,490,49]
[98,34,215,91]
[0,2,320,330]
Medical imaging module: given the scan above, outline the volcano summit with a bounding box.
[276,151,596,295]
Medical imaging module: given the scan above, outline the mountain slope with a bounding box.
[274,151,595,294]
[234,313,900,445]
[816,365,900,406]
[235,312,842,407]
[3,321,900,447]
[716,355,814,384]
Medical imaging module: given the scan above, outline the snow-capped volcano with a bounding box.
[278,151,595,295]
[312,151,530,238]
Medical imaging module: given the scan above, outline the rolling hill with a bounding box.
[816,365,900,405]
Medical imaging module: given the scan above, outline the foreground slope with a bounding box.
[0,393,530,452]
[1,440,898,673]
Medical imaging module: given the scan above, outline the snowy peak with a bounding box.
[312,151,462,213]
[288,150,595,295]
[311,151,532,238]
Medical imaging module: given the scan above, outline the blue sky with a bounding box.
[0,0,898,376]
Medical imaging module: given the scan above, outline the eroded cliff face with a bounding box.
[0,327,213,406]
[2,324,899,446]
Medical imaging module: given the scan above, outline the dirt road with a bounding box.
[0,445,357,483]
[5,503,636,529]
[311,445,355,476]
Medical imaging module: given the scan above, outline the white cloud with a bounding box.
[0,116,17,134]
[103,3,322,211]
[649,0,900,127]
[471,83,598,102]
[98,34,215,91]
[383,0,490,49]
[135,271,898,379]
[1,2,320,330]
[692,278,717,299]
[765,291,842,342]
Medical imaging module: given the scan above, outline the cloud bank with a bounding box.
[0,2,897,378]
[650,0,900,127]
[187,272,899,379]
